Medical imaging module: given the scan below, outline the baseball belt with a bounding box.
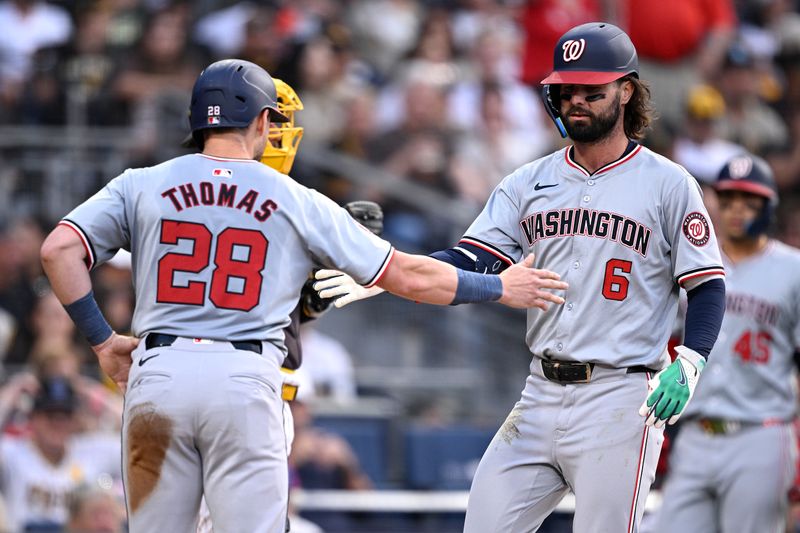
[696,417,784,435]
[145,333,299,400]
[540,359,656,384]
[145,333,263,355]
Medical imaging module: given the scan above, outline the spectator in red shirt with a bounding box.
[622,0,737,131]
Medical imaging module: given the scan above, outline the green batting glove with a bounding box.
[639,346,706,428]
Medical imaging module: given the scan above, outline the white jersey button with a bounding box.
[567,303,574,310]
[556,343,564,351]
[582,195,591,202]
[587,180,595,186]
[573,261,580,269]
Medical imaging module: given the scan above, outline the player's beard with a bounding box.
[564,93,622,143]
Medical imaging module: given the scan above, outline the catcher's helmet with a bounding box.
[188,59,289,149]
[540,22,638,137]
[715,153,778,236]
[261,78,304,174]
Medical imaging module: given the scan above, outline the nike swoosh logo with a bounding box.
[139,353,160,367]
[676,363,687,386]
[534,183,558,191]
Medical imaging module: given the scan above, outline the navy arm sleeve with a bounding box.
[683,278,726,358]
[430,243,510,274]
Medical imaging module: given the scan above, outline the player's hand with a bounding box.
[639,345,705,428]
[497,254,568,310]
[91,332,140,394]
[314,269,385,308]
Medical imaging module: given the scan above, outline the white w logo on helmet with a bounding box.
[728,156,753,179]
[562,39,586,62]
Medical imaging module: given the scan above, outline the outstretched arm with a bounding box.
[376,251,567,310]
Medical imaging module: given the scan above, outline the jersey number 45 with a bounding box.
[156,219,267,312]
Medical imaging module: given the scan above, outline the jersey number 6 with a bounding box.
[602,258,632,301]
[156,219,268,312]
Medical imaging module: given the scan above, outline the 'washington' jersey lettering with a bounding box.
[685,240,800,422]
[61,154,393,363]
[463,144,723,368]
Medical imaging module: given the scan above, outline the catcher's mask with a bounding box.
[540,22,639,138]
[185,59,289,150]
[715,153,779,237]
[261,79,304,174]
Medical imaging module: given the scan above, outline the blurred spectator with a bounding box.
[715,40,789,155]
[374,9,462,133]
[776,197,800,248]
[672,84,743,185]
[448,28,550,147]
[344,0,422,79]
[93,259,134,336]
[763,110,800,194]
[368,72,458,250]
[65,486,124,533]
[23,6,128,127]
[299,325,357,402]
[289,400,372,491]
[0,0,72,114]
[0,377,120,532]
[292,33,354,146]
[193,1,261,58]
[519,0,602,86]
[397,8,460,82]
[737,0,800,68]
[450,0,519,54]
[32,347,123,434]
[450,81,548,205]
[111,4,203,163]
[233,5,286,72]
[0,217,47,365]
[623,0,737,130]
[334,85,379,160]
[25,290,79,368]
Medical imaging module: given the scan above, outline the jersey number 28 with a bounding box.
[156,220,267,311]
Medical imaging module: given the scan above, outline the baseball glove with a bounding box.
[300,201,384,318]
[344,200,383,236]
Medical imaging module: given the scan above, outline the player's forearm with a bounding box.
[40,225,93,304]
[42,226,114,346]
[683,278,726,358]
[377,251,460,305]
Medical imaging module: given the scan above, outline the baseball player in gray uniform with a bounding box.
[315,23,727,533]
[656,154,799,533]
[39,59,567,533]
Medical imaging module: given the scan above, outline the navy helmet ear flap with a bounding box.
[541,85,567,138]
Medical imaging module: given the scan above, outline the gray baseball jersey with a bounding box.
[461,144,724,368]
[463,143,723,533]
[684,240,800,422]
[61,153,393,362]
[62,153,393,533]
[658,243,799,533]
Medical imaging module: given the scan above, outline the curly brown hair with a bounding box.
[622,76,657,140]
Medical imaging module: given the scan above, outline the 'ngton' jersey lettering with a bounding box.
[463,144,723,368]
[685,240,800,423]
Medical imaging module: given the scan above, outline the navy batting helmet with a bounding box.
[715,153,778,236]
[188,59,289,148]
[541,22,638,86]
[540,22,638,137]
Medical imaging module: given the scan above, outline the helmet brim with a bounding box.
[715,180,777,200]
[540,70,629,85]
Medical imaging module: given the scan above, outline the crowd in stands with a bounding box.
[0,0,798,531]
